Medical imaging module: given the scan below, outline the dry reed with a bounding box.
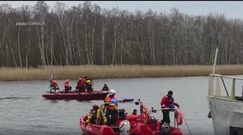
[0,65,243,81]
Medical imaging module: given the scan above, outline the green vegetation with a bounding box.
[0,65,243,81]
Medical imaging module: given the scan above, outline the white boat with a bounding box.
[208,48,243,135]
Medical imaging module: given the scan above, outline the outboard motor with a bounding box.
[160,123,170,135]
[119,120,131,135]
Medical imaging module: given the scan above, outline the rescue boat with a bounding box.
[80,100,184,135]
[42,90,109,100]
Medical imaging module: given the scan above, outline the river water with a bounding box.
[0,76,215,135]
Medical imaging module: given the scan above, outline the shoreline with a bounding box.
[0,65,243,81]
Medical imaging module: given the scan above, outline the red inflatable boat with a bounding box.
[42,90,109,100]
[80,101,184,135]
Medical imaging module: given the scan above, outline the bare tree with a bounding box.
[34,1,49,67]
[1,2,243,67]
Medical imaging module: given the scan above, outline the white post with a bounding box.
[212,48,218,74]
[231,79,236,100]
[215,77,221,96]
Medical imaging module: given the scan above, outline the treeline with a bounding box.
[0,1,243,67]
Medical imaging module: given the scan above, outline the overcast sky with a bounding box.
[1,1,243,19]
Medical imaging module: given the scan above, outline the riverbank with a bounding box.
[0,65,243,81]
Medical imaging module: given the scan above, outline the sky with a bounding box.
[1,1,243,20]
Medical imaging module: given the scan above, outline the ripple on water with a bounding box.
[0,78,214,135]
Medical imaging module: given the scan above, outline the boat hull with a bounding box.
[80,116,155,135]
[80,115,183,135]
[208,96,243,135]
[42,90,108,100]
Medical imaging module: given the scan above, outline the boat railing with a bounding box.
[208,73,243,100]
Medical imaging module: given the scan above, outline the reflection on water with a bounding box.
[0,77,214,135]
[0,96,31,100]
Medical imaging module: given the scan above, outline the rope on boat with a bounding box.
[182,115,193,135]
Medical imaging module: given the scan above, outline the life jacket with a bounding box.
[126,113,137,121]
[161,95,174,108]
[96,108,107,124]
[64,80,70,87]
[140,103,149,124]
[85,79,92,85]
[77,78,85,86]
[104,96,117,110]
[86,108,107,124]
[87,110,97,124]
[136,114,145,123]
[175,108,183,125]
[50,80,58,87]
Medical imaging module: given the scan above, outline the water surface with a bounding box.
[0,77,215,135]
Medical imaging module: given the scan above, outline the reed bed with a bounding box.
[0,65,243,81]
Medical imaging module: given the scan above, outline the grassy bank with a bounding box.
[0,65,243,81]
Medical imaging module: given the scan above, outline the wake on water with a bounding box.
[0,96,31,100]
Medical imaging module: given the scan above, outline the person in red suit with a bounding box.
[76,78,85,93]
[126,109,137,122]
[49,79,59,93]
[160,90,174,124]
[64,79,72,93]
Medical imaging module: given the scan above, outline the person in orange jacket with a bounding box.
[104,89,118,110]
[49,79,59,93]
[160,90,175,124]
[104,89,118,125]
[64,79,72,93]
